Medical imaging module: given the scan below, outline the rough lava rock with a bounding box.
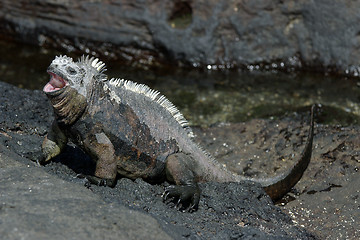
[3,79,360,239]
[0,145,174,240]
[0,81,318,239]
[1,0,360,75]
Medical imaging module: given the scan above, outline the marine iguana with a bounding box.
[41,55,315,211]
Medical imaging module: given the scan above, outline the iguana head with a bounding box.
[44,55,107,124]
[44,55,106,97]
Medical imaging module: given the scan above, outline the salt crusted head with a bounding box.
[44,55,106,97]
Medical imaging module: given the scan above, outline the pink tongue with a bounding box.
[50,74,66,88]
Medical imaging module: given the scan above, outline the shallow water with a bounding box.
[1,39,360,126]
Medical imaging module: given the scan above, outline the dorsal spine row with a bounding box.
[107,78,195,138]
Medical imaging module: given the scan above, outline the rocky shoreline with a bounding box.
[1,81,359,239]
[0,81,314,239]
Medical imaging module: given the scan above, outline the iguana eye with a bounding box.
[66,67,77,75]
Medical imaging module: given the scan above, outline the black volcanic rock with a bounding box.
[3,78,360,239]
[0,81,318,239]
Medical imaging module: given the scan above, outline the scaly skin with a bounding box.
[41,55,315,211]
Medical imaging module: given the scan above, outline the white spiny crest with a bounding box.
[52,55,73,65]
[197,144,218,166]
[108,78,195,138]
[78,55,107,73]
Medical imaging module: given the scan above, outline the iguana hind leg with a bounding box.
[164,152,200,211]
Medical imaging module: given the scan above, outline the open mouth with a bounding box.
[43,72,68,93]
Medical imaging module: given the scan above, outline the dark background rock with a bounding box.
[0,83,318,239]
[1,0,360,75]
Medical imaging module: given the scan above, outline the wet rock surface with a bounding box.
[1,0,360,75]
[194,114,360,239]
[1,80,358,239]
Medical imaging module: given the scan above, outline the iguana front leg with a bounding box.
[164,152,201,212]
[41,120,68,164]
[80,132,117,187]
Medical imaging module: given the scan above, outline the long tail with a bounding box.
[258,105,315,201]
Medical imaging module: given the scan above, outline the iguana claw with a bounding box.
[77,173,116,187]
[163,184,200,212]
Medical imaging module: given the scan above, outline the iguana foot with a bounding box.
[25,150,46,166]
[164,152,200,211]
[163,184,200,212]
[77,174,116,187]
